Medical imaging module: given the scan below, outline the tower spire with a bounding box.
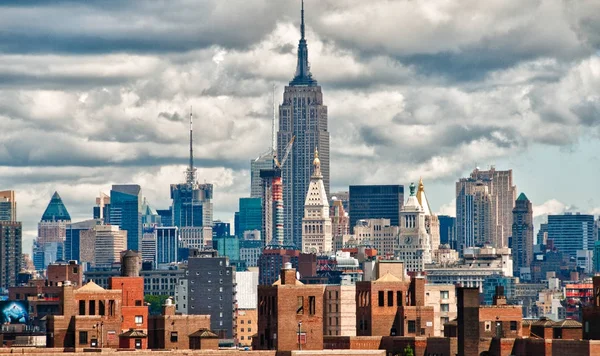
[301,0,305,40]
[290,0,317,86]
[186,106,197,184]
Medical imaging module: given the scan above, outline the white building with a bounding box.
[94,224,127,267]
[396,182,432,272]
[179,226,212,250]
[236,271,259,309]
[425,245,513,291]
[301,149,333,254]
[175,278,188,314]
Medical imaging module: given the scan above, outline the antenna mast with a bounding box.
[272,84,277,169]
[186,106,197,185]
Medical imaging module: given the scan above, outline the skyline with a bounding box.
[0,1,600,252]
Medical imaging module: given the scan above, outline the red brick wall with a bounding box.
[356,281,410,336]
[108,277,144,307]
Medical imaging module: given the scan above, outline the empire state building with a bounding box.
[278,1,329,249]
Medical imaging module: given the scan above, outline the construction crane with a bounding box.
[274,136,295,169]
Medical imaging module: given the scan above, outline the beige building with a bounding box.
[94,225,127,267]
[301,149,332,255]
[416,179,440,252]
[425,284,457,336]
[324,285,356,336]
[456,167,516,251]
[0,190,16,222]
[353,218,399,257]
[236,308,257,347]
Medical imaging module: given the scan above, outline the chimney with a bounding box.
[409,274,426,306]
[281,262,297,285]
[457,287,480,356]
[493,286,507,306]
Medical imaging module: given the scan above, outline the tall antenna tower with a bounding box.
[185,106,197,185]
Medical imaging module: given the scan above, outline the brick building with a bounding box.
[256,262,325,351]
[356,273,434,337]
[236,308,257,347]
[46,251,149,350]
[324,284,356,336]
[148,298,212,350]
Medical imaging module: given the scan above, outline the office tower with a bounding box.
[170,112,213,229]
[33,192,71,269]
[141,231,157,264]
[330,198,349,239]
[348,185,404,229]
[456,167,516,251]
[257,249,300,285]
[187,250,236,339]
[156,208,173,227]
[547,213,595,258]
[278,1,329,249]
[511,193,534,276]
[301,149,332,254]
[396,183,432,272]
[0,221,22,289]
[438,216,456,248]
[213,235,241,263]
[235,198,262,238]
[0,190,16,222]
[142,198,161,228]
[109,184,142,251]
[416,178,440,252]
[65,219,100,262]
[251,151,273,198]
[94,224,127,267]
[155,226,178,265]
[179,226,212,250]
[93,192,110,222]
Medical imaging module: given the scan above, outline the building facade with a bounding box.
[155,226,178,265]
[0,221,22,289]
[65,219,100,262]
[353,219,399,257]
[547,213,595,258]
[235,197,262,238]
[0,190,16,222]
[511,193,534,277]
[278,2,329,249]
[94,225,127,267]
[301,149,332,255]
[251,151,274,199]
[109,185,142,251]
[456,167,516,252]
[349,185,404,229]
[396,183,432,272]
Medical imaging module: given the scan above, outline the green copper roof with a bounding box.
[516,193,529,201]
[41,191,71,221]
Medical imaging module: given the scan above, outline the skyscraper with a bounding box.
[396,183,432,272]
[33,192,72,269]
[94,224,127,267]
[155,226,178,265]
[438,215,457,249]
[279,1,329,248]
[170,111,213,229]
[348,185,404,229]
[547,213,595,258]
[511,193,534,276]
[301,149,332,254]
[0,221,22,289]
[0,190,16,222]
[109,184,142,251]
[456,167,516,252]
[65,219,100,262]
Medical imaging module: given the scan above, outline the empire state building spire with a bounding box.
[290,0,317,86]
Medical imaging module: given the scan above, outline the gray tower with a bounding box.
[278,1,329,248]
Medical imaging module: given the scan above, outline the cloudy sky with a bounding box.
[1,0,600,253]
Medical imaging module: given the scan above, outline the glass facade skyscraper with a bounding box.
[155,226,178,265]
[109,184,142,251]
[547,213,595,258]
[348,185,404,229]
[235,197,262,238]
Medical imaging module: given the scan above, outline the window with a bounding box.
[441,304,449,312]
[241,328,245,332]
[510,321,517,331]
[397,291,403,306]
[441,317,449,325]
[388,291,394,307]
[241,320,244,324]
[170,332,178,342]
[79,331,88,345]
[485,321,491,331]
[248,320,251,324]
[408,320,416,333]
[79,300,86,315]
[309,296,316,315]
[99,300,105,316]
[135,300,143,306]
[248,328,251,332]
[378,291,385,307]
[297,296,304,314]
[135,315,143,324]
[241,336,245,340]
[441,290,449,300]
